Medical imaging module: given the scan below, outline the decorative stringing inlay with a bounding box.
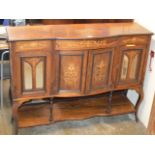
[15,41,51,51]
[56,39,117,50]
[120,36,148,45]
[64,63,78,85]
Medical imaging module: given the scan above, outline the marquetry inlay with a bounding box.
[121,50,141,81]
[94,61,105,82]
[120,36,149,45]
[121,55,129,80]
[14,41,51,51]
[22,57,45,90]
[64,63,78,85]
[56,39,118,50]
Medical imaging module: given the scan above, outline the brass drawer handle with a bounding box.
[126,44,136,47]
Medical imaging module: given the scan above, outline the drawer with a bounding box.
[13,40,52,52]
[120,35,149,45]
[55,38,118,50]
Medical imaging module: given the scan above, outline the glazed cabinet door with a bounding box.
[11,50,52,98]
[116,45,147,88]
[54,50,88,96]
[86,48,114,94]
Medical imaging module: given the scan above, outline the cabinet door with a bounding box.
[86,49,114,94]
[117,45,147,88]
[12,51,52,98]
[54,50,88,96]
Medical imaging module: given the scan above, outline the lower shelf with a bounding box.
[52,93,135,122]
[18,104,50,128]
[18,93,136,128]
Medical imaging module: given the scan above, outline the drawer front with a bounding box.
[120,35,149,45]
[13,41,52,52]
[55,38,118,50]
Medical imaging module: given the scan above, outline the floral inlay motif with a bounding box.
[94,61,105,82]
[64,63,78,85]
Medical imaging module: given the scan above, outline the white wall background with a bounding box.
[127,19,155,127]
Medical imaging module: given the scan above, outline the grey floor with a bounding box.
[0,80,147,135]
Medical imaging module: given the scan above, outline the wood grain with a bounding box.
[52,93,135,122]
[13,41,51,52]
[8,22,152,133]
[7,23,153,41]
[17,93,135,128]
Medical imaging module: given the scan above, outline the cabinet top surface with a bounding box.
[7,22,153,41]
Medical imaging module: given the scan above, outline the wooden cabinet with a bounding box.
[7,23,153,134]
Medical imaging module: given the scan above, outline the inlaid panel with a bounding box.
[129,53,139,80]
[120,49,142,81]
[23,62,33,90]
[60,56,81,90]
[55,51,88,95]
[12,49,52,98]
[121,55,129,80]
[36,60,44,89]
[86,49,114,94]
[21,57,46,92]
[91,52,111,89]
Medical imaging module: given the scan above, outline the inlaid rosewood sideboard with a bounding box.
[7,23,153,134]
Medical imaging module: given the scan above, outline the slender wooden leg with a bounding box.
[122,90,128,97]
[135,87,144,122]
[49,98,54,122]
[12,117,18,135]
[106,91,113,113]
[9,86,12,104]
[12,102,19,135]
[12,101,25,135]
[135,112,138,122]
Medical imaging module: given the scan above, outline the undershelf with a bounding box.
[18,104,50,128]
[52,93,135,122]
[17,93,136,128]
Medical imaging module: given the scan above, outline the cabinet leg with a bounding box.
[106,91,113,113]
[12,118,18,135]
[49,98,54,122]
[135,87,144,122]
[12,101,25,135]
[135,114,139,122]
[122,90,128,97]
[134,112,138,122]
[9,86,13,105]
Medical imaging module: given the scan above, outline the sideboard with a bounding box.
[7,23,153,134]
